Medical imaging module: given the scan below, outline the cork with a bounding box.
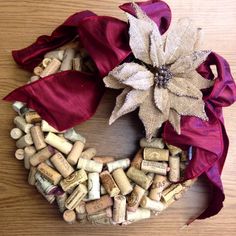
[77,158,103,173]
[107,158,130,172]
[41,120,63,133]
[67,141,84,165]
[161,184,183,202]
[50,152,74,178]
[65,184,88,210]
[100,171,120,197]
[126,166,153,190]
[24,146,36,169]
[35,181,55,204]
[140,196,165,212]
[169,156,180,182]
[44,50,65,61]
[100,185,107,195]
[37,162,62,185]
[64,128,86,143]
[72,57,82,71]
[149,175,167,201]
[126,208,151,222]
[33,66,43,76]
[181,151,188,162]
[28,166,37,185]
[113,195,126,224]
[40,58,61,77]
[12,101,26,115]
[166,144,182,156]
[92,156,115,164]
[63,210,76,224]
[140,138,165,149]
[182,178,197,187]
[30,126,46,150]
[143,148,169,161]
[87,207,112,223]
[15,149,24,160]
[25,111,42,124]
[80,148,96,160]
[30,146,55,166]
[56,192,68,213]
[10,127,23,140]
[60,48,76,71]
[14,116,33,133]
[141,160,168,175]
[60,169,88,192]
[75,201,86,215]
[42,58,52,68]
[131,149,143,169]
[127,185,145,212]
[88,172,100,200]
[29,75,40,83]
[112,168,133,195]
[16,134,33,148]
[45,132,73,155]
[85,195,113,215]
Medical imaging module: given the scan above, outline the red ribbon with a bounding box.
[3,0,236,220]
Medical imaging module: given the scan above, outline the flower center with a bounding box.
[154,65,172,89]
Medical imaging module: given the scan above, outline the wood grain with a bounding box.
[0,0,236,235]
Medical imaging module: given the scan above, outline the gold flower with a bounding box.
[103,4,214,140]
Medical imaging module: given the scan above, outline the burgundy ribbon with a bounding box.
[3,0,236,220]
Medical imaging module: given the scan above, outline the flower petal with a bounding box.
[154,86,170,112]
[139,91,168,140]
[169,109,181,134]
[103,75,126,89]
[170,50,211,74]
[169,93,208,121]
[109,89,149,124]
[164,18,198,64]
[167,77,202,99]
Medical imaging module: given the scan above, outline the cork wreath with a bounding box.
[4,1,236,226]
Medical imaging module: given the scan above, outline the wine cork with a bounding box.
[166,144,182,156]
[182,178,197,187]
[45,132,73,155]
[60,169,88,192]
[126,208,151,222]
[40,58,61,77]
[127,185,146,212]
[72,57,82,71]
[24,146,36,169]
[140,138,165,149]
[112,168,133,195]
[143,148,169,161]
[30,146,55,166]
[10,128,23,140]
[140,196,165,212]
[15,149,24,160]
[30,126,46,150]
[60,48,76,71]
[65,184,88,210]
[181,151,188,162]
[56,192,68,213]
[113,195,126,224]
[30,75,40,83]
[87,207,112,223]
[37,162,62,185]
[12,101,27,115]
[35,181,55,204]
[41,120,64,133]
[67,141,84,165]
[28,166,37,185]
[107,158,130,172]
[33,66,43,76]
[77,158,103,173]
[100,171,120,197]
[63,210,76,224]
[149,175,167,201]
[50,152,74,178]
[141,160,168,175]
[100,185,107,195]
[85,195,113,215]
[92,156,115,164]
[80,148,96,160]
[126,167,153,190]
[44,50,65,61]
[42,58,52,68]
[14,116,33,133]
[16,134,33,148]
[169,156,180,182]
[35,172,58,194]
[161,184,183,202]
[25,111,41,124]
[88,172,100,200]
[64,128,86,143]
[75,201,86,214]
[131,149,143,169]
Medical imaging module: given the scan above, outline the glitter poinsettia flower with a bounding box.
[103,4,214,140]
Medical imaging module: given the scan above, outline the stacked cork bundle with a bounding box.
[9,46,197,225]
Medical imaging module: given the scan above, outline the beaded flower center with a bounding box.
[154,65,172,89]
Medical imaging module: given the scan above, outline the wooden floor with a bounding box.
[0,0,236,235]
